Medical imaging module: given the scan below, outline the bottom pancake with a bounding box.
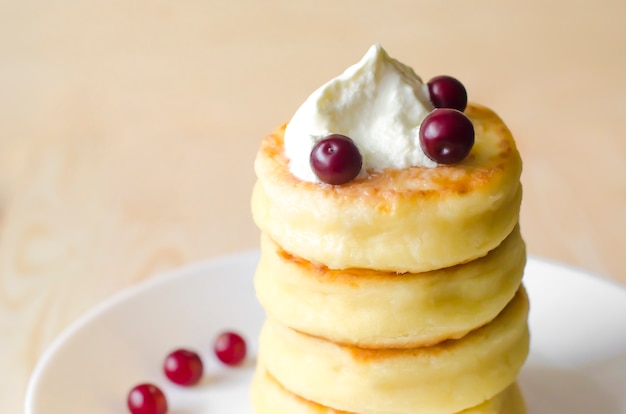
[259,287,529,414]
[251,368,526,414]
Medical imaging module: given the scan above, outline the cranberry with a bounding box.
[310,134,362,185]
[427,75,468,112]
[419,108,474,164]
[163,348,203,386]
[127,383,168,414]
[213,331,247,366]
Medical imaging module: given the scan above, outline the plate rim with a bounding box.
[24,248,259,414]
[24,252,626,413]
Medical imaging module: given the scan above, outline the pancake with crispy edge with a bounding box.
[252,103,522,273]
[255,225,525,348]
[259,288,529,414]
[251,367,526,414]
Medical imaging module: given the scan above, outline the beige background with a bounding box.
[1,0,625,412]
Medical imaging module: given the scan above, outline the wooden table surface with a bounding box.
[2,1,625,412]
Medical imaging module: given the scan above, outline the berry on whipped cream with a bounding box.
[284,44,440,183]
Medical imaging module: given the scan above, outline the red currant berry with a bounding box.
[310,134,362,185]
[419,108,474,164]
[127,383,168,414]
[213,331,247,366]
[163,348,203,386]
[427,75,468,112]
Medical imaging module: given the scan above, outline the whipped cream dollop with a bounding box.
[284,44,437,183]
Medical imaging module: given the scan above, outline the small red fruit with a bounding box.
[127,383,168,414]
[419,108,474,164]
[427,75,468,112]
[310,134,362,185]
[214,331,247,366]
[163,348,204,386]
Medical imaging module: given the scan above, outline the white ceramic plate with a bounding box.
[25,253,626,414]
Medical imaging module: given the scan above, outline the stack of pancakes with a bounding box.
[250,103,529,414]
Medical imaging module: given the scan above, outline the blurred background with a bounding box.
[1,0,625,412]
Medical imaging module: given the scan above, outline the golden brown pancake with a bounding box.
[255,225,525,348]
[251,367,526,414]
[259,288,529,414]
[252,104,522,273]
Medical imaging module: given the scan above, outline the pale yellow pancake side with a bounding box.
[251,368,526,414]
[252,104,523,272]
[255,225,525,348]
[259,288,529,414]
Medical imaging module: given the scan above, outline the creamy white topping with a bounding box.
[284,44,436,183]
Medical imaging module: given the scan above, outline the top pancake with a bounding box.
[252,103,522,272]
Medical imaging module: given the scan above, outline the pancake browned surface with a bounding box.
[255,225,526,348]
[252,103,522,273]
[251,368,526,414]
[259,288,529,414]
